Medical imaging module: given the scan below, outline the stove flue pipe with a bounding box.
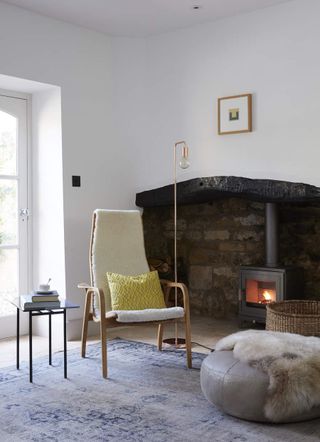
[265,202,279,267]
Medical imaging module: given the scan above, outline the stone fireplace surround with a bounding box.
[136,177,320,318]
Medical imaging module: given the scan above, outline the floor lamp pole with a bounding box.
[163,141,190,348]
[174,143,178,346]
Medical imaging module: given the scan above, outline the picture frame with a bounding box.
[218,93,252,135]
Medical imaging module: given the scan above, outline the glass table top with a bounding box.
[9,298,80,312]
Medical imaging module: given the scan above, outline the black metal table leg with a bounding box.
[10,300,78,382]
[63,309,67,378]
[29,311,33,383]
[49,311,52,365]
[16,307,19,370]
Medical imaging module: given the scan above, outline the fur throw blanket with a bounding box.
[216,330,320,422]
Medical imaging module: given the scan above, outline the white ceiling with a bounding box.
[1,0,292,37]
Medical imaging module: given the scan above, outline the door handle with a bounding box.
[19,208,29,219]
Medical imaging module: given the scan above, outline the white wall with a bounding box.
[32,86,65,336]
[32,87,64,294]
[109,37,147,190]
[1,0,319,336]
[138,0,320,190]
[0,2,147,334]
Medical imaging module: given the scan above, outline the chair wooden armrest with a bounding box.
[160,279,190,311]
[78,282,94,290]
[78,283,106,321]
[160,279,188,291]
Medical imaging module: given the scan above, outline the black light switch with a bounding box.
[72,175,81,187]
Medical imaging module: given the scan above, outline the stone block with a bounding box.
[164,220,174,230]
[186,230,202,241]
[189,266,212,290]
[235,214,264,226]
[189,248,217,264]
[163,231,183,240]
[163,217,187,230]
[205,230,230,241]
[188,220,206,230]
[233,230,262,241]
[213,266,237,278]
[219,242,246,252]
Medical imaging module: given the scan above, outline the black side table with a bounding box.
[10,298,79,383]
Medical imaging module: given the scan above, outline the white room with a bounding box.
[0,1,320,441]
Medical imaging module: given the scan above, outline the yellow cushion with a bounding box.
[106,270,166,311]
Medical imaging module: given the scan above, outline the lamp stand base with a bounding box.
[162,337,186,349]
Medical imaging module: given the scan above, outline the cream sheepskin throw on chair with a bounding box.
[216,330,320,422]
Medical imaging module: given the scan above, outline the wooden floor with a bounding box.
[0,316,239,368]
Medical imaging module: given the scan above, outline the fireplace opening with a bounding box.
[245,279,276,306]
[239,266,303,324]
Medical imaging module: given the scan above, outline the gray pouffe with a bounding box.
[200,350,320,423]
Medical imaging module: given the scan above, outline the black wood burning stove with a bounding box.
[239,266,303,324]
[239,202,303,325]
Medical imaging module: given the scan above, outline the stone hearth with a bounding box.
[137,177,320,318]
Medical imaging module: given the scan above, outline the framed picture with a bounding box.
[218,93,252,135]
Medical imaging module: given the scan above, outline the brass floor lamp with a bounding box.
[163,141,190,347]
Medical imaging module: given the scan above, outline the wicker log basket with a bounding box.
[266,300,320,336]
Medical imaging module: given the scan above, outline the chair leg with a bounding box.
[81,290,91,358]
[157,324,164,351]
[185,316,192,369]
[100,319,107,378]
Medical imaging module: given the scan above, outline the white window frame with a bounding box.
[0,88,32,335]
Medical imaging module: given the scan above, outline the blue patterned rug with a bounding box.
[0,339,319,442]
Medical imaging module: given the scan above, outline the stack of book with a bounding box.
[20,291,61,309]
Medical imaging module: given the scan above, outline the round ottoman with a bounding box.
[200,350,320,423]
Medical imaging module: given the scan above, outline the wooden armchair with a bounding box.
[78,209,192,378]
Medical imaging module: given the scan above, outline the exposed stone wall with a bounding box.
[280,204,320,298]
[142,199,320,318]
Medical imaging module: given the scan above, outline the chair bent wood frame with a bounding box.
[78,210,192,378]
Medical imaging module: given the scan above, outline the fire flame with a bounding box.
[263,290,272,301]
